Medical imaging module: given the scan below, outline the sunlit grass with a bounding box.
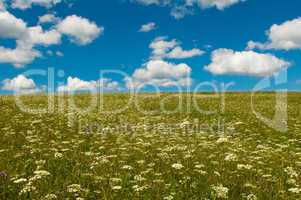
[0,93,300,199]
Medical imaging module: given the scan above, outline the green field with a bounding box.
[0,93,300,200]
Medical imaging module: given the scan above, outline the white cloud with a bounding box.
[0,10,63,67]
[125,37,199,88]
[56,51,63,57]
[126,59,192,88]
[205,49,291,77]
[195,0,246,10]
[132,0,169,6]
[0,10,102,67]
[0,30,60,67]
[0,11,61,46]
[19,26,62,46]
[150,37,204,59]
[247,17,301,51]
[0,45,41,67]
[2,75,36,91]
[166,46,204,59]
[139,22,156,32]
[46,50,63,57]
[38,13,60,24]
[11,0,62,10]
[150,37,178,59]
[57,15,103,45]
[0,11,27,39]
[58,77,97,92]
[170,5,193,20]
[58,77,120,92]
[0,11,46,67]
[131,0,246,19]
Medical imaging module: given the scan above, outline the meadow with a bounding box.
[0,93,300,200]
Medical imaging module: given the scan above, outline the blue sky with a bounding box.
[0,0,301,93]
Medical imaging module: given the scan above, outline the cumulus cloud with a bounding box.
[0,46,41,67]
[167,46,204,59]
[11,0,62,10]
[247,17,301,51]
[195,0,246,10]
[205,49,291,77]
[58,77,120,92]
[38,13,60,24]
[150,37,178,58]
[126,59,192,88]
[0,11,61,46]
[19,26,62,46]
[170,5,193,20]
[58,77,97,92]
[126,37,199,88]
[0,11,27,39]
[2,75,36,91]
[0,10,61,66]
[0,10,102,67]
[131,0,246,19]
[139,22,157,32]
[150,37,204,59]
[57,15,103,45]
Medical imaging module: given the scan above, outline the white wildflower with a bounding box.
[121,165,133,170]
[288,187,301,194]
[211,184,229,199]
[34,170,51,177]
[163,195,174,200]
[112,185,122,190]
[224,153,237,162]
[44,194,58,200]
[19,185,37,196]
[54,152,63,158]
[237,164,253,170]
[246,194,257,200]
[195,164,205,169]
[67,184,82,193]
[13,178,27,184]
[284,167,298,178]
[216,137,229,144]
[171,163,184,170]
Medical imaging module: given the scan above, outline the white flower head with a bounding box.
[172,163,184,170]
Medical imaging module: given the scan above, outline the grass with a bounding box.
[0,93,300,199]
